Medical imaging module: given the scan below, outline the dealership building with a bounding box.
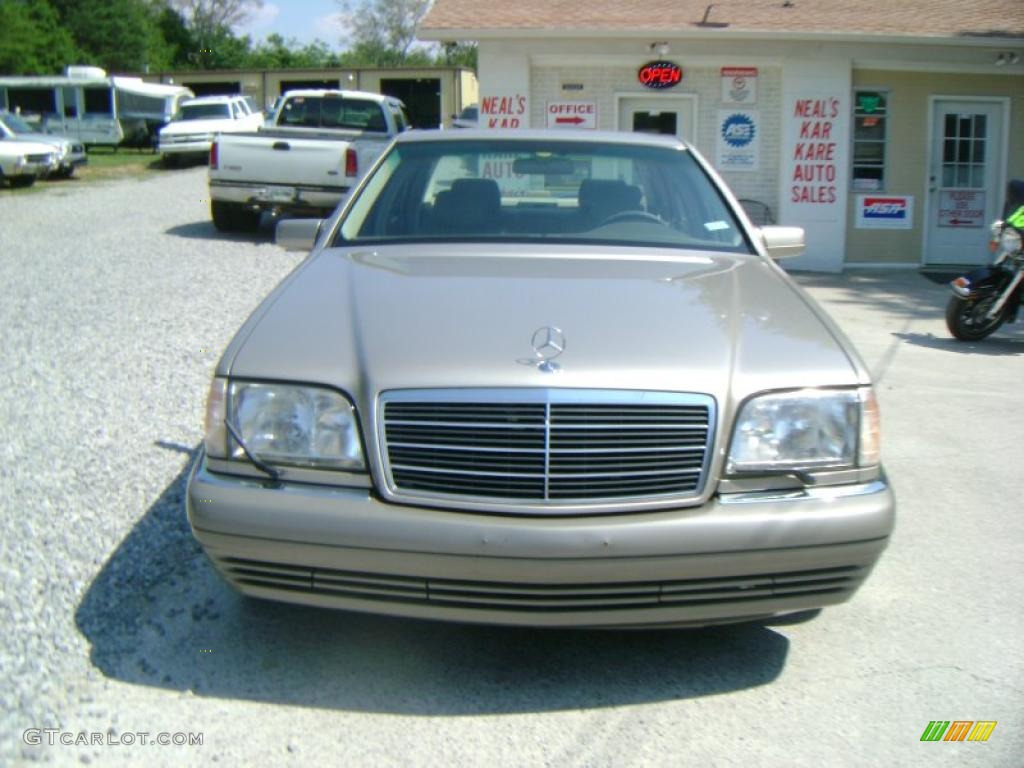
[421,0,1024,271]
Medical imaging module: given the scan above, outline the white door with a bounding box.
[925,100,1004,266]
[617,97,695,141]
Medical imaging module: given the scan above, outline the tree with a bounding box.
[441,41,476,69]
[338,0,433,62]
[47,0,170,72]
[168,0,262,45]
[0,0,79,75]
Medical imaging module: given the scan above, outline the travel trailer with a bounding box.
[0,66,193,148]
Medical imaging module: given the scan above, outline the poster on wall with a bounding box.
[721,67,758,104]
[716,110,759,172]
[855,195,914,229]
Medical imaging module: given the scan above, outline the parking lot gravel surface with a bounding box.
[1,169,1021,766]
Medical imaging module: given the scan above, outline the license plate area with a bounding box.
[260,186,296,203]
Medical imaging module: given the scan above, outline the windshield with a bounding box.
[278,96,388,131]
[336,138,752,253]
[1,112,37,134]
[177,103,231,121]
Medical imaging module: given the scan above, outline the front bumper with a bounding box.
[187,454,894,628]
[159,139,213,156]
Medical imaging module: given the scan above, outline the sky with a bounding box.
[234,0,351,47]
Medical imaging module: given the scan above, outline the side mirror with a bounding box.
[759,226,806,260]
[275,218,323,252]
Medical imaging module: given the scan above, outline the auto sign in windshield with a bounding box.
[337,139,752,253]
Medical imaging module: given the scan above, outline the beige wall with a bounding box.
[847,69,1024,264]
[141,68,478,119]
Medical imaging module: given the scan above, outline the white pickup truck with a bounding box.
[208,89,409,232]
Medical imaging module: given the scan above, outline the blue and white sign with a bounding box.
[716,110,759,172]
[855,194,914,229]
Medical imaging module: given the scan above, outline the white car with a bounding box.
[158,95,263,166]
[0,110,87,178]
[0,138,57,187]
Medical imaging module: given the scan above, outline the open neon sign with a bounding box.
[638,61,683,89]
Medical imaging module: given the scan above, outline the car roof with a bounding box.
[181,95,242,106]
[395,128,690,151]
[280,90,403,107]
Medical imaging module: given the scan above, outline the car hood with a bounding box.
[0,140,58,158]
[160,118,235,135]
[6,134,70,153]
[226,243,862,413]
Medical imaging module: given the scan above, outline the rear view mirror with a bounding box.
[275,218,323,252]
[759,226,806,260]
[512,156,575,176]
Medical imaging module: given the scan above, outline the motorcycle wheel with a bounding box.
[945,294,1005,341]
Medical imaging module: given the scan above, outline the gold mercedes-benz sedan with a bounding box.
[187,130,894,628]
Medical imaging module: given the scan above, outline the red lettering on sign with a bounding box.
[481,95,527,116]
[790,96,841,205]
[638,61,683,89]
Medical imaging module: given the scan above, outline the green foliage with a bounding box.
[0,0,478,76]
[0,0,79,75]
[48,0,167,72]
[247,34,342,69]
[441,42,477,70]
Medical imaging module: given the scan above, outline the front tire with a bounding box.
[946,294,1005,341]
[9,175,36,188]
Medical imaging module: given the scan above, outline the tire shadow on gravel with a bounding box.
[165,220,275,243]
[75,454,790,715]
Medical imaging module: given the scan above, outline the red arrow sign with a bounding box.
[555,116,585,125]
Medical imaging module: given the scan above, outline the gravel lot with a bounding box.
[1,170,1021,766]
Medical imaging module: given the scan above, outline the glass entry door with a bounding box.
[925,100,1004,266]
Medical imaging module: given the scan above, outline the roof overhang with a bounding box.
[419,26,1023,49]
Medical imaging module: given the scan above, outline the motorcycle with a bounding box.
[946,182,1024,341]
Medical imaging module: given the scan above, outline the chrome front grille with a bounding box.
[379,390,714,510]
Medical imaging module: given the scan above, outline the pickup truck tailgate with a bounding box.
[214,133,354,189]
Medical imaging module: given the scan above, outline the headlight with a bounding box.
[203,379,364,470]
[726,387,879,474]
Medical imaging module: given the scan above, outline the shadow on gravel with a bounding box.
[76,456,790,715]
[165,220,274,243]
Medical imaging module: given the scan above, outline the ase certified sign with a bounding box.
[638,61,683,89]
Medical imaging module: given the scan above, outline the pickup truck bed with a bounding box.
[208,90,408,231]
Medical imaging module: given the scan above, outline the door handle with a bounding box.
[272,141,290,150]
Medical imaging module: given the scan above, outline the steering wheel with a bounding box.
[602,210,666,226]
